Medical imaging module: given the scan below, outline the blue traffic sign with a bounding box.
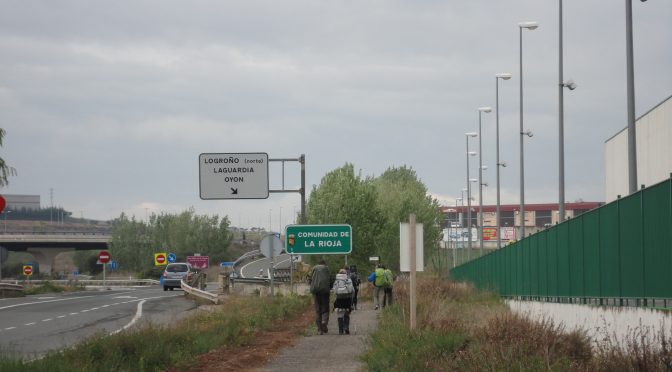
[220,261,234,267]
[110,260,118,271]
[167,253,177,263]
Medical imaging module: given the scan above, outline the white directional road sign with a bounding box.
[199,153,269,199]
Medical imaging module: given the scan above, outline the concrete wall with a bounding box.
[606,95,672,202]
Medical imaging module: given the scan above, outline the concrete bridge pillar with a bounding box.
[26,248,74,277]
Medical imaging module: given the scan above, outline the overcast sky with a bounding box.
[1,1,670,230]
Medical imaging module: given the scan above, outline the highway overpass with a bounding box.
[0,233,110,275]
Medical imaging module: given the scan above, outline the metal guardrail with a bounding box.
[233,249,262,266]
[0,283,24,291]
[181,279,219,304]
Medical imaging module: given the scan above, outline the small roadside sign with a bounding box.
[369,256,380,262]
[99,250,111,264]
[220,261,234,268]
[167,253,177,263]
[110,260,118,271]
[187,256,209,270]
[154,253,167,266]
[23,265,33,276]
[199,152,269,200]
[285,224,352,255]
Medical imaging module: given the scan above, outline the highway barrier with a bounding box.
[181,279,219,304]
[451,176,672,306]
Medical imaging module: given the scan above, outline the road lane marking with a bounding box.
[42,318,52,322]
[69,312,78,315]
[90,307,99,311]
[101,305,109,308]
[25,322,36,326]
[57,315,67,319]
[81,309,90,312]
[110,300,146,335]
[4,327,16,330]
[0,296,91,311]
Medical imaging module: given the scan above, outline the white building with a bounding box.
[3,194,41,210]
[605,94,672,202]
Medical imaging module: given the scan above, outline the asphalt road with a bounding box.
[239,254,292,278]
[0,286,197,358]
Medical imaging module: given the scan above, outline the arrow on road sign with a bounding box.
[231,188,238,194]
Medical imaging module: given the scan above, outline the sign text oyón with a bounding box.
[199,153,269,200]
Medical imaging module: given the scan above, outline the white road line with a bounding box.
[69,312,78,315]
[101,305,109,308]
[110,300,146,335]
[90,307,99,311]
[0,296,91,311]
[81,309,89,312]
[57,315,67,319]
[25,322,36,326]
[42,318,52,322]
[4,327,16,330]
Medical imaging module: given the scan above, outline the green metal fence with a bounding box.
[450,177,672,303]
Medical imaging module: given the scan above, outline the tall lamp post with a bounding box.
[626,0,648,194]
[518,21,538,239]
[558,0,577,223]
[495,73,512,248]
[465,133,478,259]
[477,107,492,257]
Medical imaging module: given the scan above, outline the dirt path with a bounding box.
[255,302,378,372]
[185,300,378,372]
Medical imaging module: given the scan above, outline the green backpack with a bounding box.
[382,269,393,288]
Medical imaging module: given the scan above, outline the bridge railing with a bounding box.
[451,176,672,306]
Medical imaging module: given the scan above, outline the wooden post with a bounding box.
[409,213,417,331]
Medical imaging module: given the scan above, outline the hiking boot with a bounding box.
[344,315,350,335]
[337,318,344,335]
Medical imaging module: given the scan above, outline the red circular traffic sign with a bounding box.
[0,195,5,213]
[99,250,111,264]
[156,254,166,264]
[23,265,33,276]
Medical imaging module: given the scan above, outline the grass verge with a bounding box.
[0,294,310,371]
[362,278,672,371]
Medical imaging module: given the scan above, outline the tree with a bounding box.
[373,166,444,272]
[306,164,384,273]
[106,209,233,274]
[0,128,13,187]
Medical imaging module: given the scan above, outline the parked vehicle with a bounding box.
[162,263,197,291]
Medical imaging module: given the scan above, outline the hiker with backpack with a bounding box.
[369,263,386,310]
[347,265,361,310]
[332,268,355,335]
[308,259,332,335]
[383,266,394,306]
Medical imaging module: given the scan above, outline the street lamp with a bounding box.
[558,0,579,224]
[478,107,492,257]
[626,0,648,193]
[495,72,512,249]
[465,133,478,259]
[518,20,538,239]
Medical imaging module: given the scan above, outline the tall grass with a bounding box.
[0,294,310,372]
[362,278,672,371]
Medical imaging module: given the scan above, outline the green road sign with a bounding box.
[285,224,352,254]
